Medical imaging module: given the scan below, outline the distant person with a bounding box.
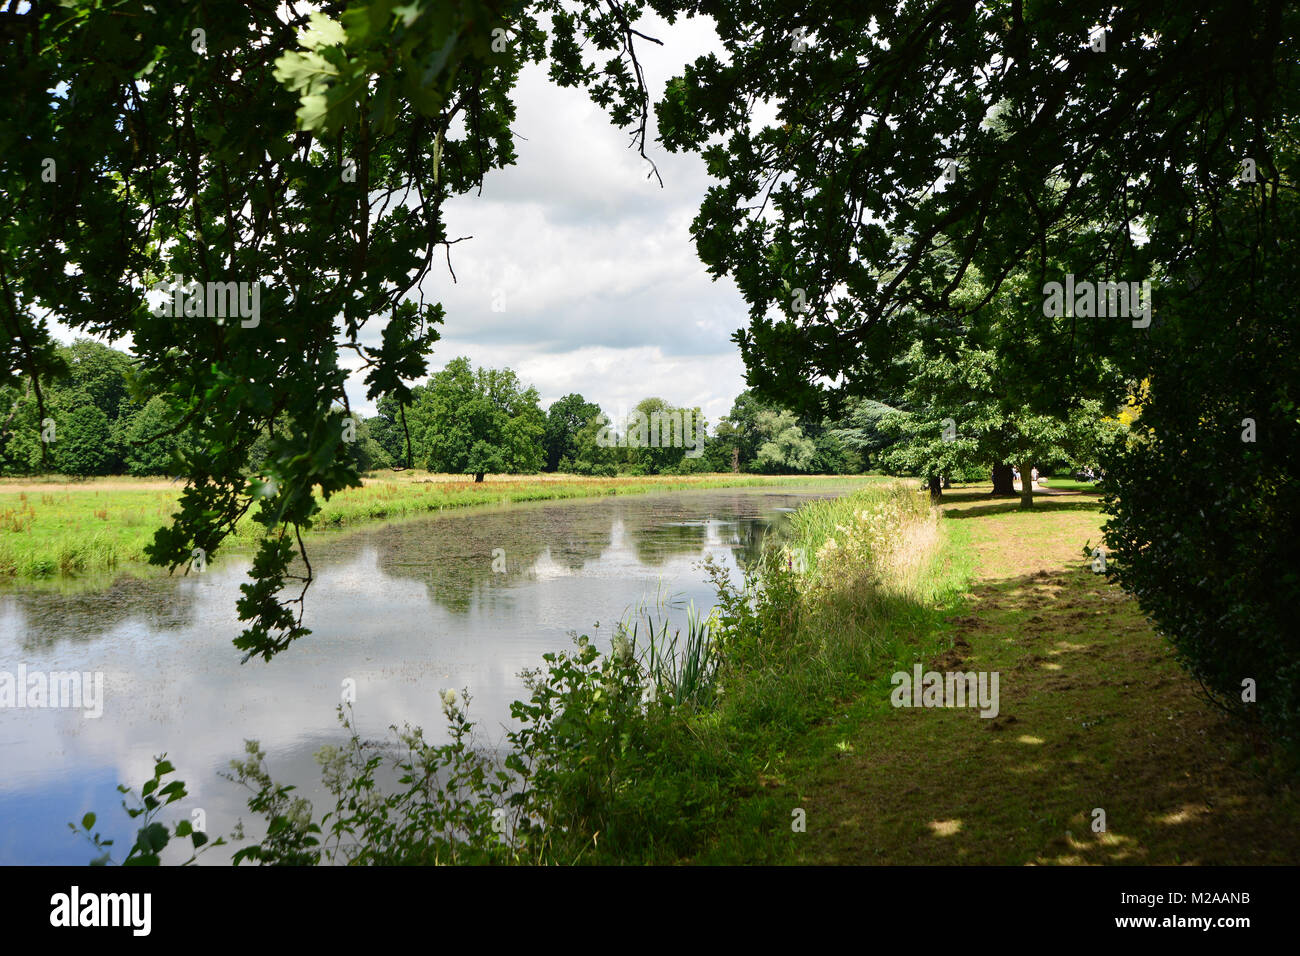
[1031,466,1040,487]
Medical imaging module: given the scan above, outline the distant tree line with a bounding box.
[0,339,383,479]
[2,340,1118,483]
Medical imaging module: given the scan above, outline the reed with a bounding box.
[616,587,719,709]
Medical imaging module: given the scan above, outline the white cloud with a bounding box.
[51,13,753,423]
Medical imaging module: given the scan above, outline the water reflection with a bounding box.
[0,484,858,864]
[3,575,201,652]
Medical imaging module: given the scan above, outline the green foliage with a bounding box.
[544,393,603,472]
[406,357,545,478]
[0,384,48,474]
[1,340,165,476]
[655,1,1288,416]
[333,416,391,474]
[828,398,897,467]
[754,408,815,472]
[859,266,1125,502]
[709,389,769,472]
[69,756,224,866]
[615,396,705,475]
[56,340,134,421]
[121,396,193,476]
[219,636,704,864]
[2,0,667,660]
[703,552,803,687]
[650,2,1300,763]
[809,430,858,475]
[548,404,613,475]
[616,595,718,709]
[1102,122,1300,758]
[53,405,112,476]
[710,388,859,475]
[367,394,411,468]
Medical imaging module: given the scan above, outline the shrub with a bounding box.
[53,405,113,476]
[1102,169,1300,759]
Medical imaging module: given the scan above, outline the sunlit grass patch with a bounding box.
[772,487,1300,866]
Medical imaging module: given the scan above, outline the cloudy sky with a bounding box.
[355,12,749,425]
[48,12,753,428]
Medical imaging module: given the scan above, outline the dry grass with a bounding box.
[786,481,945,647]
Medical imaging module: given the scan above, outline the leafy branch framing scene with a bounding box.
[2,0,1297,911]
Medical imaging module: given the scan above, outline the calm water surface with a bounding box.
[0,485,856,863]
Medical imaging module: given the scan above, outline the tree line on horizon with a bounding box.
[0,339,1116,485]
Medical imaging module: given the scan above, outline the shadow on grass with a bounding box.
[796,554,1300,864]
[941,499,1103,520]
[963,565,1294,865]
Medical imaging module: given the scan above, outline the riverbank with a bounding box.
[700,484,1300,864]
[0,471,878,581]
[62,478,1298,865]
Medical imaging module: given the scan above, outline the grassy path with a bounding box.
[786,486,1300,864]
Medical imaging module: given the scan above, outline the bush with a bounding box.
[53,405,113,476]
[1102,173,1300,759]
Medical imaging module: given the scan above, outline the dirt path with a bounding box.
[791,488,1300,864]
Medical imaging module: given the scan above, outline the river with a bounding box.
[0,483,859,863]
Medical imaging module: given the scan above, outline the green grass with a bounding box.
[0,486,183,578]
[1037,477,1100,491]
[693,485,1300,864]
[686,484,977,863]
[0,472,880,582]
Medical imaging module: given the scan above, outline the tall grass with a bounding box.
[615,588,719,708]
[703,481,948,749]
[781,480,942,649]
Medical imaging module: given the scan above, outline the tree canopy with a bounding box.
[406,357,546,480]
[2,0,661,660]
[655,0,1290,413]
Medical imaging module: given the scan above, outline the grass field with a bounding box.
[0,470,879,581]
[698,483,1300,864]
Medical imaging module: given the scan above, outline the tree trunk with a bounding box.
[991,463,1015,496]
[731,446,740,473]
[928,475,943,502]
[474,472,485,483]
[1018,460,1034,509]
